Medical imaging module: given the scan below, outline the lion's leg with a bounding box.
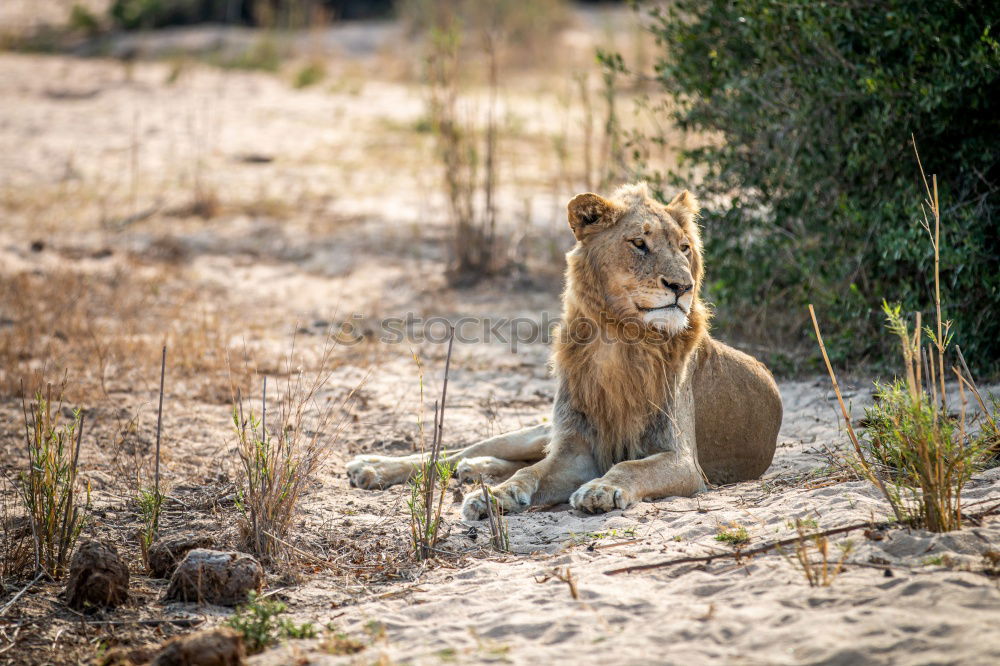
[455,457,531,484]
[461,436,598,520]
[570,451,705,514]
[346,423,550,490]
[571,376,704,514]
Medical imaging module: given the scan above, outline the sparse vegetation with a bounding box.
[421,16,502,283]
[321,629,367,656]
[293,61,326,89]
[225,591,317,655]
[233,342,353,564]
[714,523,749,547]
[407,456,455,561]
[0,477,32,582]
[777,520,853,587]
[478,478,509,553]
[812,151,996,532]
[17,384,89,577]
[407,331,456,560]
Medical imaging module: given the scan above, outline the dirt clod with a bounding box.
[151,627,245,666]
[65,540,129,609]
[165,549,263,606]
[149,533,216,579]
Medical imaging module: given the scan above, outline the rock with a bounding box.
[148,533,216,579]
[98,645,155,666]
[151,627,245,666]
[65,540,129,609]
[165,549,263,606]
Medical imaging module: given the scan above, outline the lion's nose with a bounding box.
[659,276,692,296]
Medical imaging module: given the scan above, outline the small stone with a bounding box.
[148,533,216,579]
[65,540,129,609]
[151,627,245,666]
[165,549,263,606]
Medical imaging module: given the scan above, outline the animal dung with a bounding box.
[165,549,264,606]
[65,540,129,609]
[148,533,216,579]
[150,627,245,666]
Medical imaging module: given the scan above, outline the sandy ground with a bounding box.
[1,11,999,666]
[245,383,1000,666]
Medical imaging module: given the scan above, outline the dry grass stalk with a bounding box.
[408,328,457,560]
[478,477,510,552]
[808,304,900,522]
[139,346,167,570]
[536,567,578,600]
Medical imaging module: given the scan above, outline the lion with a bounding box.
[346,183,782,520]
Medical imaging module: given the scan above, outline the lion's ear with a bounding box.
[567,193,621,241]
[666,190,700,228]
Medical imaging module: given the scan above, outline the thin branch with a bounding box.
[0,573,44,618]
[606,502,1000,576]
[154,345,166,502]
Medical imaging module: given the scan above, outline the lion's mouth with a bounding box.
[637,303,686,314]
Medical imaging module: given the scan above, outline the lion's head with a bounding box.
[564,182,704,337]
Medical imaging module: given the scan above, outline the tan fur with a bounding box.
[346,183,782,521]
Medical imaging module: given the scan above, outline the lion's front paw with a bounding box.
[569,479,634,514]
[346,455,410,490]
[461,481,531,521]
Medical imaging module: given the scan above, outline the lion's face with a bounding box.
[566,183,703,336]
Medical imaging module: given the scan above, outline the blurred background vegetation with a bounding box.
[634,0,1000,377]
[4,0,997,379]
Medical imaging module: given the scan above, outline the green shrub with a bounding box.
[854,304,991,531]
[110,0,210,30]
[714,523,749,546]
[69,4,102,35]
[225,591,316,655]
[293,61,326,89]
[641,0,1000,375]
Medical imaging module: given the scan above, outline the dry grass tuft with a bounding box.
[233,340,358,565]
[0,266,267,403]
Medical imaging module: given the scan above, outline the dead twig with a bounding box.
[606,502,1000,576]
[0,573,44,618]
[536,567,579,599]
[605,521,884,576]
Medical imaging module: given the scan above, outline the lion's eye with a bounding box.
[680,241,691,254]
[630,238,648,253]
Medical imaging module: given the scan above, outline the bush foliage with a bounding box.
[644,0,1000,374]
